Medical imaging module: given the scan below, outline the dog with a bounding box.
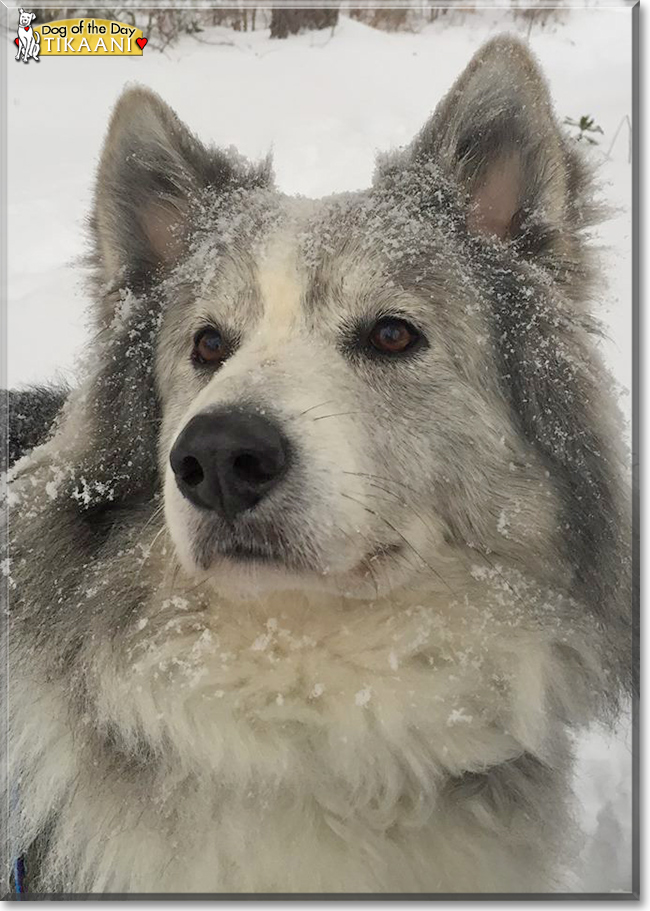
[3,35,633,894]
[15,9,40,63]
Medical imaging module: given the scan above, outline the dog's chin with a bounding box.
[164,488,409,599]
[177,538,406,600]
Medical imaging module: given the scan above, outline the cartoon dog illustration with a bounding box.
[15,9,40,63]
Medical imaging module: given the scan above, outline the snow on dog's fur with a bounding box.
[4,37,632,894]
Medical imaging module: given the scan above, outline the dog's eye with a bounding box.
[192,327,227,367]
[368,318,421,355]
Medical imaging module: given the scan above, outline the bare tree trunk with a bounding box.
[270,8,338,39]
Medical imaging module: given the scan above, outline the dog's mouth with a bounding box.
[195,523,403,579]
[211,537,403,577]
[199,525,309,573]
[218,541,283,564]
[204,535,291,569]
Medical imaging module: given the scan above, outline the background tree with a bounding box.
[270,8,338,39]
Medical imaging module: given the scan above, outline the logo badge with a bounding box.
[13,14,148,59]
[14,8,40,64]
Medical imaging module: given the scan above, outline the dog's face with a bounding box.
[89,39,613,602]
[18,9,35,27]
[154,186,558,599]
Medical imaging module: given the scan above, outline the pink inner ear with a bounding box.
[141,200,187,264]
[467,154,522,240]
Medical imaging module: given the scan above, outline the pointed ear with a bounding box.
[412,36,572,243]
[93,88,208,287]
[92,87,271,291]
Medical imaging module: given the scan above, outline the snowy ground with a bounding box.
[6,7,634,893]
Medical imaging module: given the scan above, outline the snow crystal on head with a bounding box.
[165,186,285,301]
[299,158,465,279]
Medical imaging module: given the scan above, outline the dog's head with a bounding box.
[18,9,35,27]
[76,37,627,615]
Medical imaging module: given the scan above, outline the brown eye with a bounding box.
[368,318,421,355]
[192,327,227,367]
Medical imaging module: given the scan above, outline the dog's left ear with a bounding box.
[411,36,575,243]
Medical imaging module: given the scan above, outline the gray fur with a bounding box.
[2,386,68,467]
[4,36,632,895]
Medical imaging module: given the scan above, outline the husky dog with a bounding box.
[4,36,632,894]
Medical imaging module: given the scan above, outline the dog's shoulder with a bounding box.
[3,386,68,468]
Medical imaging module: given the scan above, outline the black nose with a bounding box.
[169,409,290,520]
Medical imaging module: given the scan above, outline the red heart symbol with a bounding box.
[24,26,29,30]
[136,37,147,50]
[14,37,19,45]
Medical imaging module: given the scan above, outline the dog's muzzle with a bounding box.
[169,408,290,522]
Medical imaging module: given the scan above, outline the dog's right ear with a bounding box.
[93,88,207,288]
[92,87,269,292]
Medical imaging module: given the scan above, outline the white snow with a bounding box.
[7,7,633,893]
[497,509,510,538]
[354,686,373,707]
[447,708,474,726]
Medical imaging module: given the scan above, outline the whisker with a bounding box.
[362,555,381,600]
[178,576,212,597]
[340,491,459,598]
[333,522,380,599]
[138,502,165,537]
[311,411,369,422]
[126,503,166,580]
[126,520,169,601]
[367,482,405,504]
[296,400,336,418]
[342,470,420,496]
[346,484,529,612]
[138,524,168,570]
[364,489,403,506]
[166,561,181,598]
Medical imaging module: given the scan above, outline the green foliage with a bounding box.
[563,115,605,145]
